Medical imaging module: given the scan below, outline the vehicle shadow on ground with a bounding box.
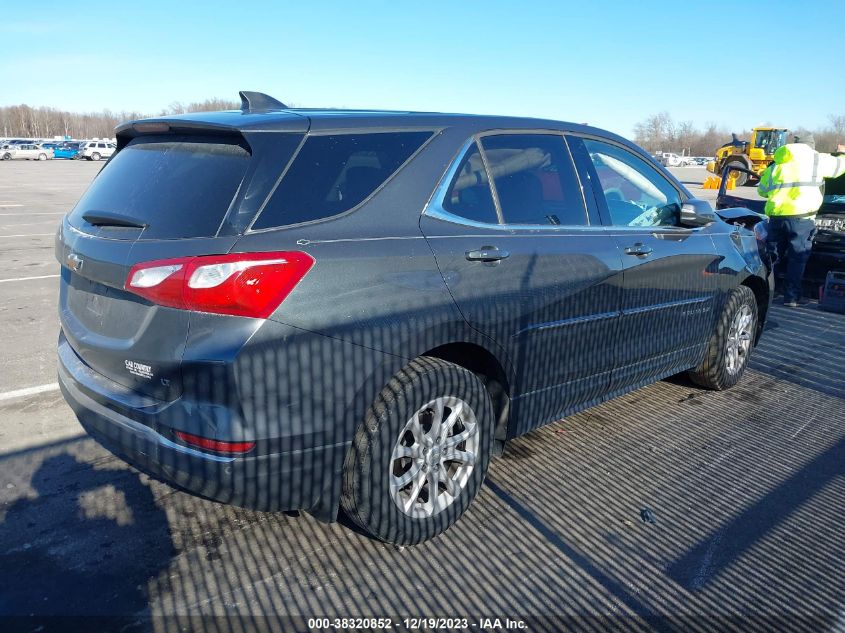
[0,304,842,631]
[0,451,175,623]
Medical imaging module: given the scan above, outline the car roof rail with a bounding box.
[239,91,288,112]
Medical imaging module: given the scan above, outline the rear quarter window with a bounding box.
[251,131,433,230]
[68,135,250,239]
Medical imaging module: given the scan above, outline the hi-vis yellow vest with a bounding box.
[757,143,845,217]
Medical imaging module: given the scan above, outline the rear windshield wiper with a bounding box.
[82,211,148,229]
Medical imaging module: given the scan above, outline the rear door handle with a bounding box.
[624,243,653,257]
[466,247,510,262]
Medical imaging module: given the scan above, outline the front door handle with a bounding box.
[624,243,653,257]
[466,246,510,262]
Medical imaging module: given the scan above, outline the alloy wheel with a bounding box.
[389,396,479,519]
[726,304,753,374]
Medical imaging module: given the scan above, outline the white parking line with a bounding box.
[0,212,64,216]
[0,222,60,228]
[0,383,59,403]
[0,274,60,283]
[0,233,54,238]
[0,204,23,208]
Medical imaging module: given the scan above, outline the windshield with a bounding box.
[754,129,787,155]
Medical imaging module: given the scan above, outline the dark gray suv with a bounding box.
[56,92,773,544]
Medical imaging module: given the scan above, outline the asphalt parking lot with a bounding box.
[0,161,843,631]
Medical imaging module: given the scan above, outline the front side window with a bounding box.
[252,131,432,230]
[583,138,683,227]
[442,142,498,224]
[480,134,587,226]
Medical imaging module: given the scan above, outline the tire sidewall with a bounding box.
[345,359,494,545]
[712,286,758,388]
[726,161,748,186]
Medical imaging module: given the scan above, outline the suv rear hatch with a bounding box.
[57,120,306,401]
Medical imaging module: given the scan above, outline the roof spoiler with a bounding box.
[239,91,288,112]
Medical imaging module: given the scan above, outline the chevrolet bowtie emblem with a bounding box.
[66,252,83,272]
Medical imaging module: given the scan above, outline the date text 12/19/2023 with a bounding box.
[307,617,527,630]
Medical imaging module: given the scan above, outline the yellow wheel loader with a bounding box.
[707,127,788,186]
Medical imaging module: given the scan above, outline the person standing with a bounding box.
[758,135,845,306]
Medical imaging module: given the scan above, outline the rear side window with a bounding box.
[252,131,432,229]
[69,135,250,239]
[442,142,498,224]
[480,134,587,226]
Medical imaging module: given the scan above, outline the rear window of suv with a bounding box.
[68,135,250,239]
[251,131,432,230]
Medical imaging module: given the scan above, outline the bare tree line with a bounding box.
[633,111,845,156]
[0,98,240,140]
[5,100,844,155]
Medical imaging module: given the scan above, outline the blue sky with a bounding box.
[2,0,843,137]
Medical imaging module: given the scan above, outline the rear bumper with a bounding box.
[58,333,345,512]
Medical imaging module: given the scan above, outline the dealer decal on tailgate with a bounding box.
[124,360,153,380]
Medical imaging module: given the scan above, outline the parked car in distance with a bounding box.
[78,140,116,161]
[660,152,692,167]
[57,91,774,545]
[53,142,82,159]
[2,143,53,160]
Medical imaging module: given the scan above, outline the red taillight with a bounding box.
[175,431,256,455]
[125,251,314,318]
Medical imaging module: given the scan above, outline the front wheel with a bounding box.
[725,160,748,186]
[342,357,494,545]
[91,152,101,161]
[689,285,758,390]
[38,153,47,161]
[2,153,10,161]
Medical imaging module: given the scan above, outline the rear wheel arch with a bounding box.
[423,342,512,447]
[319,335,513,524]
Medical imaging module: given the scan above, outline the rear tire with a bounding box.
[689,286,758,390]
[2,153,10,161]
[342,357,494,545]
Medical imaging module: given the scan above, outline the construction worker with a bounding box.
[758,134,845,306]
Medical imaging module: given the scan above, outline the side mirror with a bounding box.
[680,198,717,227]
